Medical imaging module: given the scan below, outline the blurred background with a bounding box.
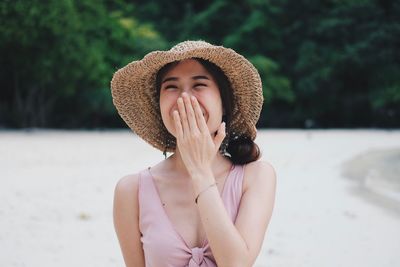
[1,1,399,267]
[1,0,399,129]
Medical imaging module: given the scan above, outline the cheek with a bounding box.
[159,94,178,121]
[198,97,223,126]
[205,91,223,112]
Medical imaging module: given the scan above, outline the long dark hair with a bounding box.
[155,58,261,164]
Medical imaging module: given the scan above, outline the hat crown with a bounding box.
[169,40,213,52]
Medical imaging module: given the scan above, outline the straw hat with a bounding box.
[110,40,263,153]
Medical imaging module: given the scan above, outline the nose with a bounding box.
[180,90,193,98]
[176,91,205,115]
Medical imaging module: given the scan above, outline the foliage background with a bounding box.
[1,0,399,129]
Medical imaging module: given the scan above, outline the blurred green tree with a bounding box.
[131,0,400,127]
[0,0,398,128]
[277,0,400,127]
[0,0,166,127]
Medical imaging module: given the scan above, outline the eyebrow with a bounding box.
[162,75,210,84]
[192,75,210,81]
[162,77,178,84]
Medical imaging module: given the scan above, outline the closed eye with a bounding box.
[164,85,177,90]
[194,83,207,87]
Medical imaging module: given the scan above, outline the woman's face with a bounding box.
[159,58,224,138]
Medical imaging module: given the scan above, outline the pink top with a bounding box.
[138,164,245,267]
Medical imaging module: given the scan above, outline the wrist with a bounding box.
[195,181,217,204]
[191,170,216,194]
[189,167,213,181]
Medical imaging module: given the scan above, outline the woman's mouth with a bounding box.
[202,111,208,122]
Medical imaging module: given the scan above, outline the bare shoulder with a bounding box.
[242,160,277,193]
[113,172,145,267]
[113,173,141,215]
[114,172,141,197]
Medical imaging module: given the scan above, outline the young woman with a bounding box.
[111,40,276,267]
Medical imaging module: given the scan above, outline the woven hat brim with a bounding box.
[111,45,263,152]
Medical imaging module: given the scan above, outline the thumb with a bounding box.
[213,122,226,151]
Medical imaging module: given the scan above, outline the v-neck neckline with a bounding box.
[147,164,235,250]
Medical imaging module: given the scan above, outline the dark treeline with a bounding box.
[0,0,399,129]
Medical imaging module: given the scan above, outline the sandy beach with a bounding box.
[1,129,399,267]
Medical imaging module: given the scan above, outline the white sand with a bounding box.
[1,129,399,267]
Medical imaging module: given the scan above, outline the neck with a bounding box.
[167,147,231,179]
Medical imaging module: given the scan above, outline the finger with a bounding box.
[173,110,183,139]
[183,94,199,133]
[177,97,190,135]
[190,96,208,133]
[214,122,226,150]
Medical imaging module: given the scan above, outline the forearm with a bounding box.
[191,170,249,267]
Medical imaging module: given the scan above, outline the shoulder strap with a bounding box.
[221,164,245,221]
